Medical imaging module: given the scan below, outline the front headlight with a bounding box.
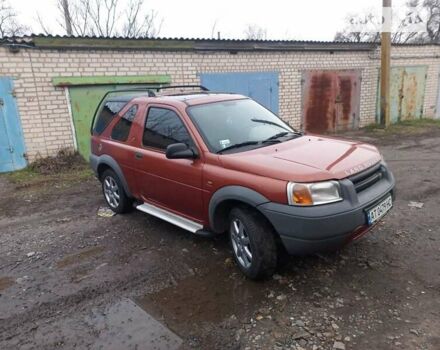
[287,181,342,206]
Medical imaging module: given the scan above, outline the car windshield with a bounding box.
[187,99,297,154]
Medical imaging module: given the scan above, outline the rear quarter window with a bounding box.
[93,101,126,135]
[111,105,138,142]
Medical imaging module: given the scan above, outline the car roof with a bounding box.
[110,92,249,107]
[157,93,248,106]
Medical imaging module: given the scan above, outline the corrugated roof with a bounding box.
[4,33,379,43]
[0,34,377,51]
[0,34,437,52]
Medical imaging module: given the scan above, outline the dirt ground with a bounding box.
[0,125,439,350]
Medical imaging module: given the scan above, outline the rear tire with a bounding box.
[101,169,132,214]
[229,206,278,280]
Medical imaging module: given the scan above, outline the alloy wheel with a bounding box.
[103,176,120,209]
[230,218,253,269]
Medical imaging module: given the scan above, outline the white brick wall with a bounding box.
[0,44,439,161]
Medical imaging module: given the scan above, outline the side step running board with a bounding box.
[136,203,203,233]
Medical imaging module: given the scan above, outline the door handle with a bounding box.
[135,152,143,159]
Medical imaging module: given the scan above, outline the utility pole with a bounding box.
[61,0,73,36]
[380,0,392,127]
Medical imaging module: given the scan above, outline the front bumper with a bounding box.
[258,165,395,255]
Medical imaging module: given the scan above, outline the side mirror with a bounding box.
[166,143,197,159]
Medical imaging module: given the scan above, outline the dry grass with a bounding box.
[29,148,87,175]
[4,148,93,188]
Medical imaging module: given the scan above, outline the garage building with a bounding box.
[0,35,440,171]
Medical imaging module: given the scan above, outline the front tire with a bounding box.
[229,206,278,280]
[101,169,132,214]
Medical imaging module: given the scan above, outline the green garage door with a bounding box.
[376,66,427,123]
[53,75,171,159]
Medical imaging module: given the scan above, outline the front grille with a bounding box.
[349,163,384,193]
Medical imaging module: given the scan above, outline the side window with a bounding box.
[143,107,193,150]
[94,101,126,134]
[111,105,138,142]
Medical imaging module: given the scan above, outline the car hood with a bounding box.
[219,135,382,182]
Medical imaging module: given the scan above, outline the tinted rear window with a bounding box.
[93,101,126,134]
[111,105,138,142]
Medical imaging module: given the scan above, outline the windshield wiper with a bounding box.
[262,131,291,143]
[251,118,290,131]
[217,141,260,154]
[251,118,303,135]
[262,131,303,144]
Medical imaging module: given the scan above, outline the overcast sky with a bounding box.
[12,0,408,40]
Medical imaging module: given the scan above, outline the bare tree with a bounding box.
[393,0,428,43]
[122,0,162,38]
[334,31,380,43]
[334,12,381,43]
[41,0,161,37]
[60,0,73,35]
[422,0,440,42]
[0,0,29,37]
[244,24,267,40]
[37,13,52,35]
[335,6,425,44]
[335,1,440,44]
[210,19,218,39]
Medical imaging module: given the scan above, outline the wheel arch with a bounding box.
[209,186,271,233]
[93,154,133,198]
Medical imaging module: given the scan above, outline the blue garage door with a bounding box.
[200,72,279,114]
[0,77,27,173]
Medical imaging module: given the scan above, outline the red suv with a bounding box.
[90,86,395,279]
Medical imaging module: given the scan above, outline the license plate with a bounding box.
[366,195,393,225]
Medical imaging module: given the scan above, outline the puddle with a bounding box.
[57,246,105,268]
[0,276,14,292]
[136,269,268,335]
[87,298,182,350]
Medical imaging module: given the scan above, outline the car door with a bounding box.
[133,104,204,222]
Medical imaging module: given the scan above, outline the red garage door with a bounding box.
[301,70,361,133]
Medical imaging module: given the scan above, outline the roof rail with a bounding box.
[154,85,209,92]
[102,88,157,97]
[90,85,210,134]
[90,88,157,135]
